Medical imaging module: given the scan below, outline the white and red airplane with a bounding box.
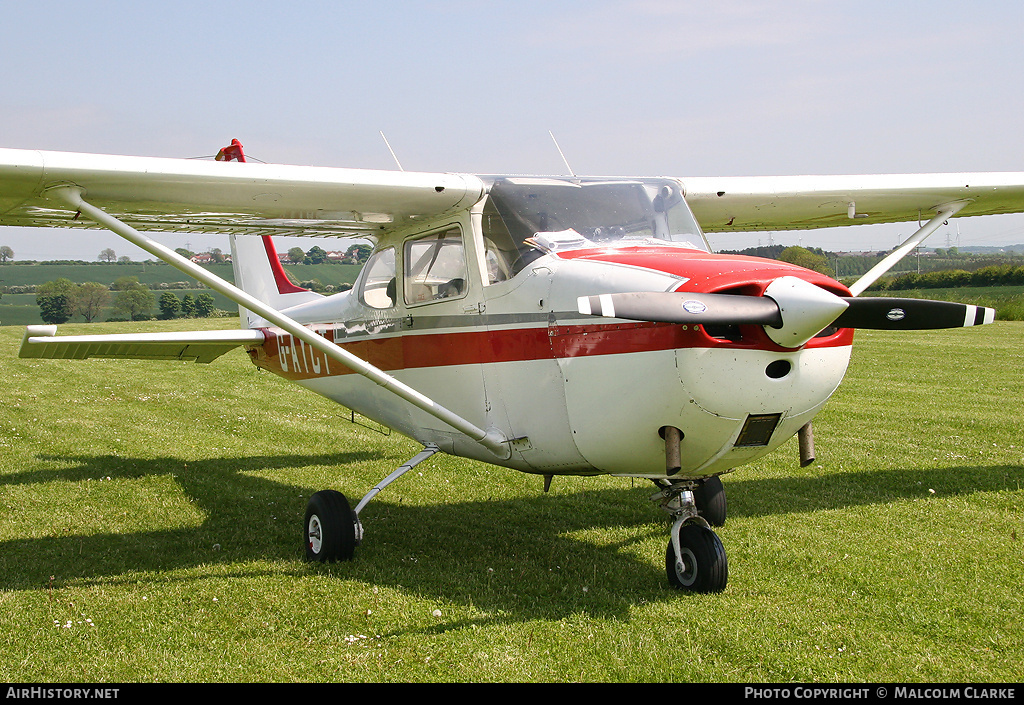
[1,140,1019,592]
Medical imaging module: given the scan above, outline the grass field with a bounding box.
[0,319,1021,682]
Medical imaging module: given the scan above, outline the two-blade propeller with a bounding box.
[830,296,995,330]
[577,291,783,327]
[577,276,995,348]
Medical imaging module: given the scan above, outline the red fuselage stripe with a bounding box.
[250,322,854,380]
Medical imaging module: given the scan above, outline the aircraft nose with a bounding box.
[575,274,850,349]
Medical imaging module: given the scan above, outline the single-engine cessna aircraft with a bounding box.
[1,140,1019,592]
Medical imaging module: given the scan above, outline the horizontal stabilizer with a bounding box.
[834,297,996,330]
[19,326,265,363]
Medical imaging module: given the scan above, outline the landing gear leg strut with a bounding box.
[304,443,440,563]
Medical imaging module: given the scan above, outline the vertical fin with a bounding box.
[229,234,322,328]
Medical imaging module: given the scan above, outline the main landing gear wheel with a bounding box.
[694,476,727,527]
[666,522,728,593]
[304,490,357,563]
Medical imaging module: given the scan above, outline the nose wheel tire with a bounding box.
[666,522,728,593]
[304,490,357,563]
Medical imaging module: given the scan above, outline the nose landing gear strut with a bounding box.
[651,479,729,592]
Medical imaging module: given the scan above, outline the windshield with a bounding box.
[481,177,708,278]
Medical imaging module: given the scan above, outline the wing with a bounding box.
[0,147,485,239]
[5,147,1024,237]
[19,325,266,363]
[681,173,1024,232]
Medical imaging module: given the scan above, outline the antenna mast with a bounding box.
[379,132,405,171]
[548,131,576,177]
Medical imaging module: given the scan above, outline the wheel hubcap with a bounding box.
[308,515,323,553]
[675,546,697,586]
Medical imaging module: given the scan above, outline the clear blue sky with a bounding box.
[4,1,1024,259]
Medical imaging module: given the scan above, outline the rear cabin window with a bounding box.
[359,247,397,309]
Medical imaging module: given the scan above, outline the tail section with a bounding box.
[230,234,323,328]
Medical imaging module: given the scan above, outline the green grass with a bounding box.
[0,319,1022,682]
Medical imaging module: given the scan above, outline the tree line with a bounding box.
[869,264,1024,291]
[36,276,221,324]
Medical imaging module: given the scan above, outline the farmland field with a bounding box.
[0,262,361,325]
[0,319,1021,682]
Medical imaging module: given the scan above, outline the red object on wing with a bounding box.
[216,139,246,162]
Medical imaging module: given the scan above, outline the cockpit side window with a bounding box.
[481,197,543,282]
[358,247,397,309]
[403,227,469,305]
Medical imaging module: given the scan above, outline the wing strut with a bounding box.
[46,186,510,460]
[847,201,967,296]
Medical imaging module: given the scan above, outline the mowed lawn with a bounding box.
[0,319,1021,682]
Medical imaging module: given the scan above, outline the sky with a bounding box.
[3,0,1024,259]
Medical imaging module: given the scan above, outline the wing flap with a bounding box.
[19,326,266,364]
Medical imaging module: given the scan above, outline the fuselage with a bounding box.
[242,176,854,481]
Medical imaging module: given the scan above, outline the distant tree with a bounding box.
[181,293,196,318]
[209,248,224,264]
[111,279,154,321]
[73,282,110,323]
[36,278,76,324]
[288,247,305,264]
[111,275,143,291]
[117,255,132,264]
[346,244,372,263]
[777,246,835,277]
[158,292,181,320]
[194,293,215,318]
[174,247,194,259]
[0,246,13,263]
[38,296,72,324]
[99,248,116,262]
[305,245,327,264]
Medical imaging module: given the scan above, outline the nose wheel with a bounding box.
[666,521,728,592]
[652,479,729,592]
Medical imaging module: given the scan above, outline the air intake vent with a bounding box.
[734,413,782,447]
